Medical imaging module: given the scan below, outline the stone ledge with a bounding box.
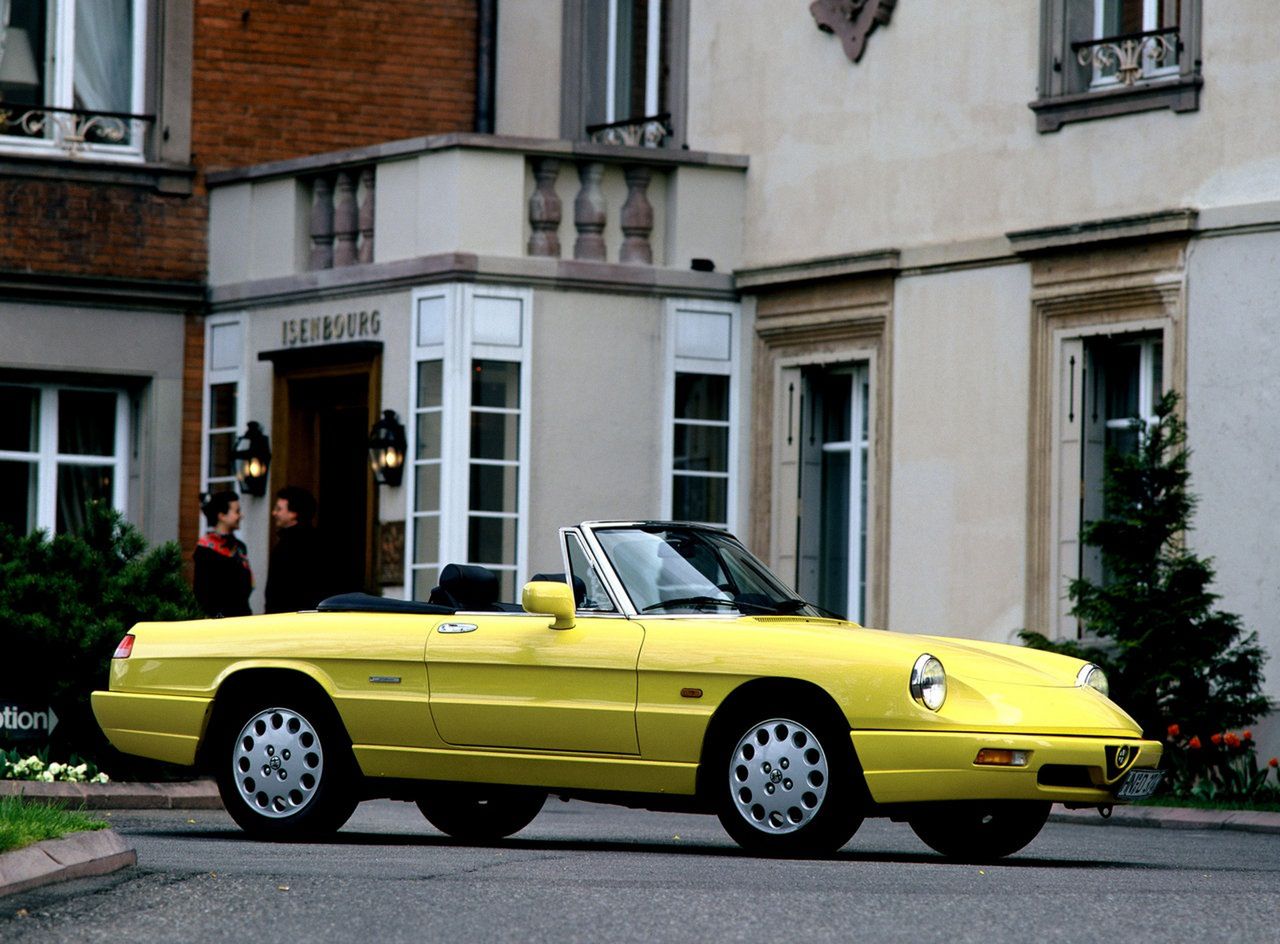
[0,779,222,810]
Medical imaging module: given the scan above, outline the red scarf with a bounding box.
[198,531,254,586]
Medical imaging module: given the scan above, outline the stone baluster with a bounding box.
[527,158,562,257]
[358,167,375,264]
[573,161,607,262]
[619,165,654,265]
[309,175,334,271]
[333,170,358,267]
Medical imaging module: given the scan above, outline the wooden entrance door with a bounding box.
[272,355,380,595]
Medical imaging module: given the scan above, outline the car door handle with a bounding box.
[437,622,478,634]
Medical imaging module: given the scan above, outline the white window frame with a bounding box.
[201,314,247,497]
[0,381,129,534]
[0,0,150,161]
[661,298,740,533]
[407,283,533,600]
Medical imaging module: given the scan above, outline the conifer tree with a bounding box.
[1023,392,1268,743]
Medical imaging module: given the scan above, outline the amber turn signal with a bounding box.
[974,748,1029,767]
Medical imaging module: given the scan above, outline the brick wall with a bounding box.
[0,178,208,283]
[193,0,478,170]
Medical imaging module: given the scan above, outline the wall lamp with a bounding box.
[233,421,271,497]
[368,410,407,487]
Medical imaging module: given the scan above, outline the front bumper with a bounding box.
[851,729,1163,805]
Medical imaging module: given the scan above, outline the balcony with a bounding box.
[207,133,747,299]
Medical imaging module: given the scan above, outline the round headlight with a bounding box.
[1077,663,1109,697]
[910,654,947,711]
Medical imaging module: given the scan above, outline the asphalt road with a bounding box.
[4,799,1278,944]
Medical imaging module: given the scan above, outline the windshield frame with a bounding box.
[578,521,822,619]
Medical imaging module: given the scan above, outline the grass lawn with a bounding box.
[1137,795,1280,814]
[0,796,108,854]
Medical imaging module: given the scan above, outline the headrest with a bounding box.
[430,563,500,611]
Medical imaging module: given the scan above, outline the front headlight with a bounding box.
[909,654,947,711]
[1077,663,1109,697]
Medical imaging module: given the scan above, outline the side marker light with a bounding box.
[974,748,1029,767]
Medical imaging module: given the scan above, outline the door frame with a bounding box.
[268,346,382,591]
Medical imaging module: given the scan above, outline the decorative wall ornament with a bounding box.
[809,0,896,64]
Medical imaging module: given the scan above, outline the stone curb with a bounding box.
[0,779,223,811]
[1050,804,1280,834]
[0,829,136,899]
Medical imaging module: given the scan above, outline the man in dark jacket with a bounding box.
[265,486,324,613]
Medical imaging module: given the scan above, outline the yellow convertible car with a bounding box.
[93,521,1163,860]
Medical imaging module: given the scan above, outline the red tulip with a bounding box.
[1225,733,1241,749]
[1210,733,1223,746]
[1188,737,1202,749]
[1167,723,1181,738]
[1269,757,1278,768]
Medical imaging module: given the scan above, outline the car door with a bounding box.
[426,533,642,754]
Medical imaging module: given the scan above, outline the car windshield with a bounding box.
[591,525,824,617]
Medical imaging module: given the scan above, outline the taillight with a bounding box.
[113,634,135,659]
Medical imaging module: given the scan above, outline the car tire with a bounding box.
[214,694,359,840]
[715,711,864,857]
[907,801,1051,861]
[416,784,547,841]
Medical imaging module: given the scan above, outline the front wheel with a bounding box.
[416,784,546,841]
[908,801,1051,861]
[215,697,358,840]
[716,714,864,856]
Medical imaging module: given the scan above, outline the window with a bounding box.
[1032,0,1200,132]
[202,317,244,496]
[562,0,688,145]
[0,0,150,158]
[0,381,129,535]
[1078,334,1163,590]
[408,285,531,603]
[663,300,739,530]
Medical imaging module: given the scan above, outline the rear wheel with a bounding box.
[908,801,1051,861]
[416,784,546,840]
[715,712,864,856]
[215,695,358,839]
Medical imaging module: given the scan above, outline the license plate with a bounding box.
[1115,768,1164,800]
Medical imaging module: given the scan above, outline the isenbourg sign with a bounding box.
[0,702,59,741]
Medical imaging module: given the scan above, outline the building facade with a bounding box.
[6,2,1275,745]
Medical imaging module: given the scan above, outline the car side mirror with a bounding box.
[521,580,576,630]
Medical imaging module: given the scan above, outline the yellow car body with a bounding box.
[92,521,1162,859]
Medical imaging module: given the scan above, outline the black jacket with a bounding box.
[193,538,253,618]
[265,525,327,613]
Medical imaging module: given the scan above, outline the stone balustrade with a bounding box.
[206,134,746,287]
[308,166,376,271]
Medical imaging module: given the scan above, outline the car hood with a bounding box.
[739,617,1142,737]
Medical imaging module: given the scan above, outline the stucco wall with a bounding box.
[1185,230,1280,706]
[887,264,1032,639]
[526,289,665,573]
[687,1,1280,267]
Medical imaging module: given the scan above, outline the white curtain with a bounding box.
[74,0,132,113]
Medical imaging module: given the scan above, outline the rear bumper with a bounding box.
[851,729,1163,805]
[91,691,213,767]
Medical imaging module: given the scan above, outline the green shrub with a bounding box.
[1021,392,1270,797]
[0,502,201,774]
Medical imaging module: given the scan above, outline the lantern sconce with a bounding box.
[233,421,272,497]
[368,410,407,487]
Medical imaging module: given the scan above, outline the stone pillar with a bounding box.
[573,161,607,262]
[309,176,334,271]
[527,158,562,257]
[358,167,375,264]
[333,170,358,267]
[619,165,654,265]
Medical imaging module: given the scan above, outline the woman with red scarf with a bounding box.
[194,490,254,617]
